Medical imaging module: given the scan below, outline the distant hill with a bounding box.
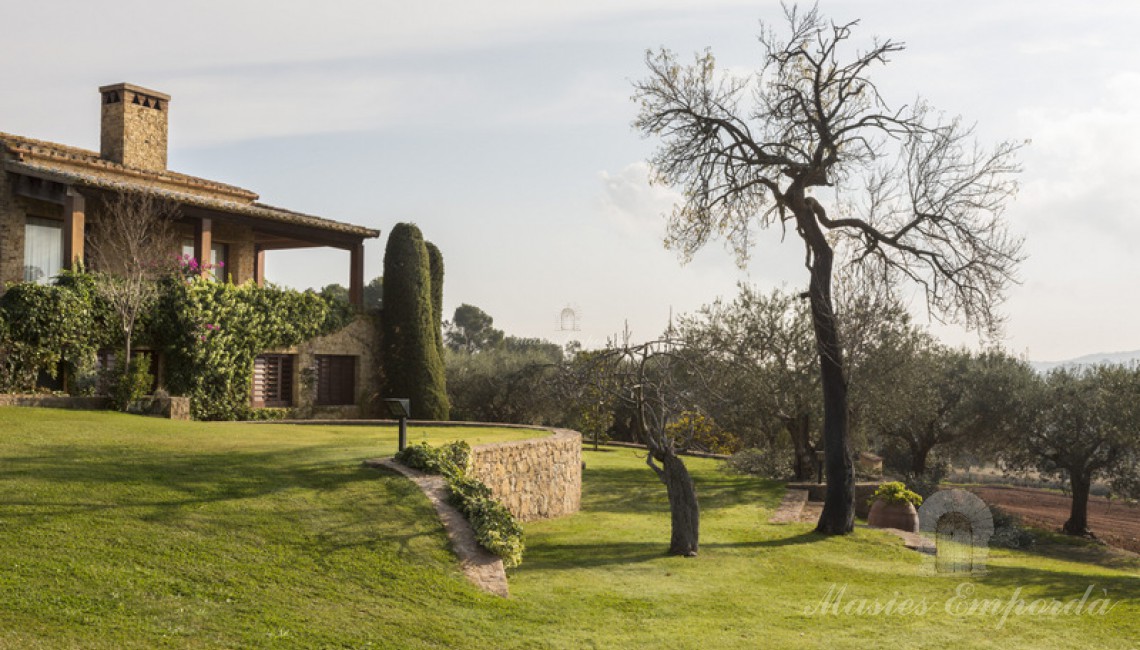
[1031,350,1140,373]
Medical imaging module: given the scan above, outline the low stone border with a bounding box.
[0,394,190,419]
[363,458,509,598]
[787,481,885,518]
[769,488,809,524]
[596,440,730,459]
[0,395,111,410]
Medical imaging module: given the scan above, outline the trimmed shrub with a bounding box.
[395,441,470,478]
[0,270,109,392]
[460,496,524,568]
[425,241,445,364]
[381,223,449,420]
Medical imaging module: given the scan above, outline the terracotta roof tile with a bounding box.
[0,133,379,239]
[0,131,256,200]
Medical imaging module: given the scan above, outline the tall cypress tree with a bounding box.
[381,223,450,420]
[425,241,445,364]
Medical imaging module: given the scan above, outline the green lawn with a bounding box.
[0,408,1136,649]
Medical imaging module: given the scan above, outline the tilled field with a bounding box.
[969,485,1140,554]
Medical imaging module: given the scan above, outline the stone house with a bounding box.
[0,83,382,417]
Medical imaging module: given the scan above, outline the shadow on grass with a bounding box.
[704,531,825,549]
[969,552,1140,602]
[0,443,381,526]
[521,531,826,571]
[582,465,784,515]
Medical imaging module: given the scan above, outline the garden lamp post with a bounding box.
[383,398,411,452]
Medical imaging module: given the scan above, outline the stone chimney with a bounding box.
[99,83,170,171]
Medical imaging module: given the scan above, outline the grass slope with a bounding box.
[0,408,1135,648]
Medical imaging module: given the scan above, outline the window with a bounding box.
[24,217,63,283]
[315,355,356,406]
[180,239,229,280]
[96,349,160,394]
[252,354,294,407]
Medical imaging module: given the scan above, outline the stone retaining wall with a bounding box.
[787,480,885,518]
[0,395,111,410]
[469,429,582,522]
[0,394,189,419]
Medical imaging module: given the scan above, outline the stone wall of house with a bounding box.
[213,221,255,285]
[0,187,64,289]
[0,169,25,288]
[469,429,582,522]
[264,313,382,418]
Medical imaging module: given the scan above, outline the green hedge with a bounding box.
[0,270,348,420]
[395,441,524,567]
[0,270,111,392]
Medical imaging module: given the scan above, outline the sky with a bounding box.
[2,0,1138,362]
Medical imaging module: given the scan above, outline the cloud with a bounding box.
[597,162,681,238]
[1013,72,1140,240]
[168,67,480,146]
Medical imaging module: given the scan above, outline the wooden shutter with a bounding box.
[315,355,356,406]
[252,354,294,408]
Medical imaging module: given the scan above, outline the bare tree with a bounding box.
[87,191,179,368]
[570,335,705,556]
[634,5,1024,533]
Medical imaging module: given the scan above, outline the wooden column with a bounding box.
[63,190,85,270]
[194,217,212,278]
[349,243,364,308]
[254,246,266,287]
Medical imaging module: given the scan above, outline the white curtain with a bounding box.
[23,217,63,284]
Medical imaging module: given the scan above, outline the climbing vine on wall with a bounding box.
[0,269,350,420]
[152,276,342,421]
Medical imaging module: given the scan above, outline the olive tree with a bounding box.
[1009,365,1140,536]
[570,336,706,556]
[679,286,819,479]
[633,5,1024,533]
[864,345,1034,479]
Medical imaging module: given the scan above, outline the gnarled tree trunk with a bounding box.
[1064,472,1092,536]
[635,403,701,556]
[653,450,700,556]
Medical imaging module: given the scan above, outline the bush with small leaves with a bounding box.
[988,505,1036,549]
[110,354,154,412]
[724,447,795,480]
[393,440,523,567]
[869,481,923,507]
